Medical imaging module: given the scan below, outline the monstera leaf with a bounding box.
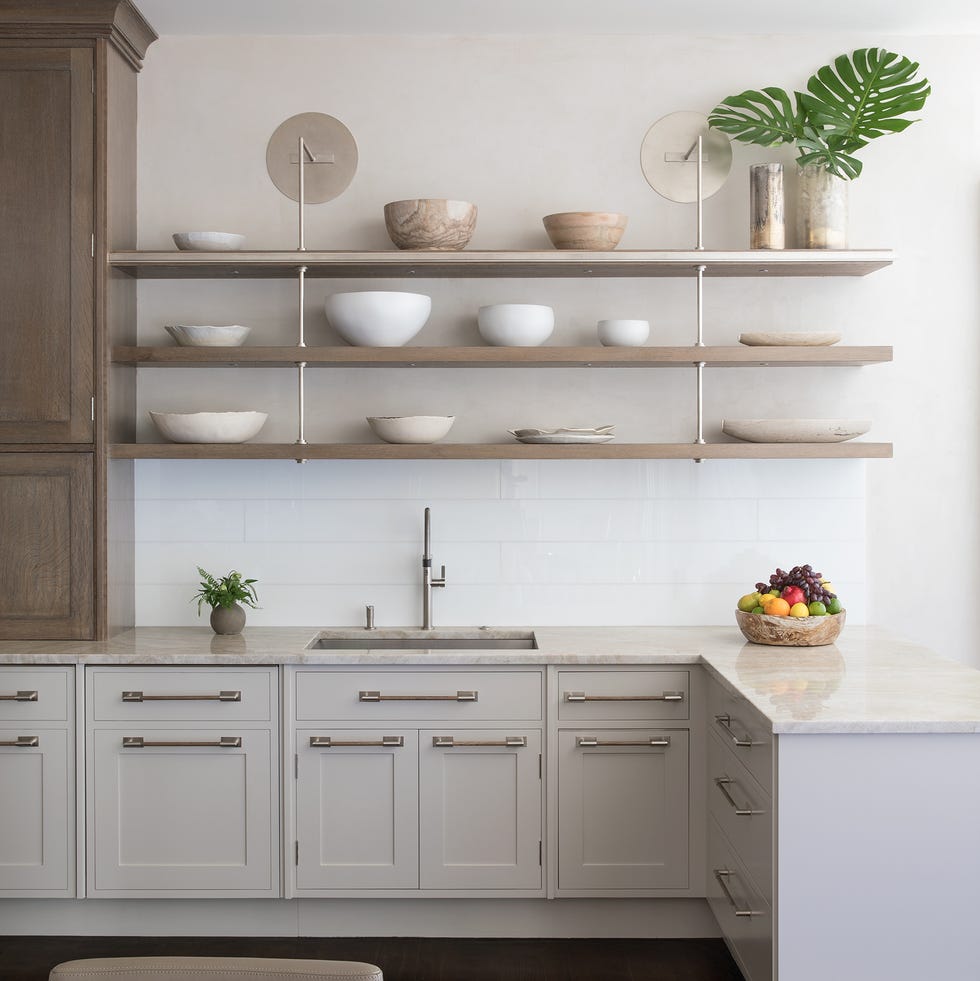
[708,48,930,180]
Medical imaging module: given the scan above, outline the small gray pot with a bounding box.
[210,603,247,635]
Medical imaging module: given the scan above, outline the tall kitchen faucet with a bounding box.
[421,506,447,630]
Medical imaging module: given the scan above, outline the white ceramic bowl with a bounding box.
[367,415,455,444]
[597,319,650,346]
[164,325,251,347]
[477,304,554,346]
[722,419,871,443]
[172,232,246,252]
[325,291,432,346]
[149,410,268,443]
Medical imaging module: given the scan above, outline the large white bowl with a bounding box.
[164,325,251,347]
[367,415,455,444]
[325,291,432,346]
[149,410,268,443]
[477,304,554,346]
[172,231,245,252]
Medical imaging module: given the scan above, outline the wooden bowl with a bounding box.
[735,609,845,647]
[384,199,477,251]
[542,212,628,250]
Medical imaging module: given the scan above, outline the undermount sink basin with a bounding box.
[307,629,538,651]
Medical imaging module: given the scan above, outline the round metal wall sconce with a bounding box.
[640,110,731,203]
[266,111,358,204]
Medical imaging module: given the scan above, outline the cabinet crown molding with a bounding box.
[0,1,157,68]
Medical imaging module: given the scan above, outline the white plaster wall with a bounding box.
[134,35,980,661]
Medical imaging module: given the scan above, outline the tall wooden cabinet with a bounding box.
[0,1,156,639]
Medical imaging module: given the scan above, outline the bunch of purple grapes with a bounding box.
[755,564,836,605]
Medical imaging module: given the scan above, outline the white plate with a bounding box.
[739,331,842,347]
[510,431,616,444]
[164,325,251,347]
[510,425,615,437]
[722,419,871,443]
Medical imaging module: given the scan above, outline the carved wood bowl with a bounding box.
[542,211,628,250]
[735,608,845,647]
[384,199,477,251]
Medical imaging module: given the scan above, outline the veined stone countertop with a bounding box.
[0,625,978,735]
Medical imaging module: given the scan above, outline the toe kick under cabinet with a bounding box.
[85,666,280,898]
[289,665,545,897]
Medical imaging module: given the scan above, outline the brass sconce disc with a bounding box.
[640,110,732,203]
[266,111,358,203]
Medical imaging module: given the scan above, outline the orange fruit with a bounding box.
[766,597,791,616]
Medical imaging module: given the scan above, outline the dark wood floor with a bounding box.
[0,936,744,980]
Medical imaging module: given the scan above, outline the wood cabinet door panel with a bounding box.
[0,47,93,443]
[0,453,93,639]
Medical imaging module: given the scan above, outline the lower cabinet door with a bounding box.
[88,727,277,897]
[419,728,542,890]
[0,727,72,895]
[558,728,689,891]
[295,729,418,891]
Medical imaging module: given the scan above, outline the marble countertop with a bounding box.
[1,625,978,735]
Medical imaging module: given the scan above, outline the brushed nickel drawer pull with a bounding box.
[432,735,527,748]
[714,714,756,747]
[122,690,242,703]
[576,736,671,748]
[713,868,762,917]
[565,690,684,703]
[0,735,39,748]
[122,736,242,749]
[714,776,765,816]
[0,691,39,702]
[358,690,478,702]
[310,735,404,748]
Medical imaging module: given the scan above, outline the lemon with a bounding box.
[789,602,810,618]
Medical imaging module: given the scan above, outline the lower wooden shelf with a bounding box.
[109,442,893,461]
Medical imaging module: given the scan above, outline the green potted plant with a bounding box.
[193,567,259,635]
[708,47,930,247]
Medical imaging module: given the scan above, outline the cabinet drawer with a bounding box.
[89,668,274,722]
[295,670,542,721]
[557,670,689,721]
[708,816,773,981]
[708,727,773,905]
[0,667,70,722]
[707,676,772,795]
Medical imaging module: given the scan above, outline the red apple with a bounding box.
[781,585,805,607]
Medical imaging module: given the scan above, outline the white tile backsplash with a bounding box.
[134,459,866,627]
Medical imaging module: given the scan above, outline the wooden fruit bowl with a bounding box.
[735,608,845,647]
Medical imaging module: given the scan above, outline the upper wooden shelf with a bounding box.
[108,249,895,279]
[112,345,893,368]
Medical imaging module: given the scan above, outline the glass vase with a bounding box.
[797,164,848,249]
[749,163,785,249]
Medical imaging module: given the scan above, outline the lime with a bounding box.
[827,597,842,615]
[738,592,760,612]
[808,601,828,616]
[751,606,765,614]
[789,602,810,618]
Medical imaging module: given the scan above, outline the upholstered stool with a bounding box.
[49,956,384,981]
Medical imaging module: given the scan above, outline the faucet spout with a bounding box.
[421,506,446,630]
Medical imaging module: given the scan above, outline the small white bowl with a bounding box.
[597,319,650,346]
[173,232,246,252]
[325,291,432,346]
[367,416,455,444]
[149,410,268,444]
[477,304,554,346]
[164,325,251,348]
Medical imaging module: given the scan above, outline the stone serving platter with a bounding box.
[722,419,871,443]
[739,331,842,346]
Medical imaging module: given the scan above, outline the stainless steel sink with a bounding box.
[307,630,538,651]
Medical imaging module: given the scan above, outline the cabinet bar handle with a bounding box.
[358,690,478,702]
[714,776,765,816]
[122,690,242,703]
[0,691,38,702]
[576,736,671,748]
[714,714,756,747]
[713,868,762,917]
[0,735,38,748]
[565,690,684,702]
[432,735,527,748]
[122,736,242,749]
[310,735,404,748]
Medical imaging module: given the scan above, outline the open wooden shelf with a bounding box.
[109,249,894,279]
[109,442,894,461]
[112,345,893,368]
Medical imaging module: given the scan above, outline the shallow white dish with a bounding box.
[325,291,432,346]
[739,331,842,347]
[598,319,650,346]
[367,415,455,444]
[149,410,268,443]
[510,431,615,444]
[511,425,614,437]
[164,325,251,347]
[477,304,554,346]
[722,419,871,443]
[172,231,245,252]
